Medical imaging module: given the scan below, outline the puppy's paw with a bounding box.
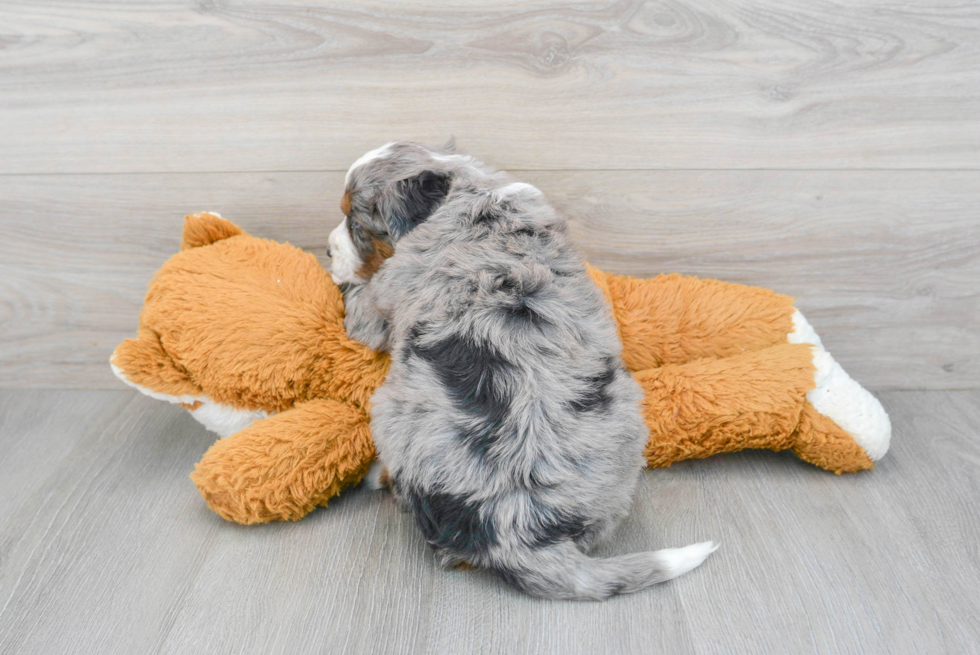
[363,460,389,490]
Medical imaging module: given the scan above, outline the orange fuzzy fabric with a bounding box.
[193,399,375,523]
[113,213,872,525]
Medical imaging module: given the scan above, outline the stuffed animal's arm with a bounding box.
[190,398,375,524]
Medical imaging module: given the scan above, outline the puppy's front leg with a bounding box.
[343,282,391,352]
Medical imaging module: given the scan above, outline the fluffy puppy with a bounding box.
[329,141,716,600]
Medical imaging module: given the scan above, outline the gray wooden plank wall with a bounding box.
[2,0,979,172]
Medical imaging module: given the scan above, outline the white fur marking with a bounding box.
[497,182,542,199]
[111,359,269,437]
[345,142,395,185]
[657,541,719,578]
[328,217,366,285]
[363,460,386,490]
[808,348,892,460]
[787,309,824,348]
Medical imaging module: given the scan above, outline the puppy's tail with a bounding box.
[491,540,717,601]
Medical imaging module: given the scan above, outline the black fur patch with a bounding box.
[493,565,529,593]
[504,297,549,330]
[409,327,513,457]
[474,208,502,225]
[492,271,550,331]
[496,277,518,293]
[455,422,501,459]
[608,581,627,595]
[527,496,588,548]
[406,486,497,552]
[569,357,618,413]
[387,170,453,238]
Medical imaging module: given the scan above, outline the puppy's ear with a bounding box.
[380,169,453,239]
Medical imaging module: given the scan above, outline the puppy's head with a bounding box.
[329,141,456,286]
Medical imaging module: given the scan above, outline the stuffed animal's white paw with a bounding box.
[786,310,891,461]
[808,349,891,461]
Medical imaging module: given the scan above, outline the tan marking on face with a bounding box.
[340,191,351,216]
[355,235,394,280]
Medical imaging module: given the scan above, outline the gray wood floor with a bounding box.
[0,389,977,654]
[2,0,979,653]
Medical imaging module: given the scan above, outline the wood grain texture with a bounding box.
[0,0,978,173]
[1,170,976,390]
[0,389,978,654]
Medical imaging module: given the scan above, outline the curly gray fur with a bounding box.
[330,141,716,600]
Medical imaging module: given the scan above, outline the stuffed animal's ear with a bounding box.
[181,212,245,250]
[378,170,453,239]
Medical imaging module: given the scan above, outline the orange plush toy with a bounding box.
[111,213,891,525]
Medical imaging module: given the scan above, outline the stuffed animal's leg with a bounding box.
[636,343,812,466]
[635,343,876,473]
[588,266,796,369]
[589,265,891,466]
[792,348,891,466]
[777,305,891,464]
[190,398,375,524]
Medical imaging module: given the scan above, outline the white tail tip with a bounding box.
[656,541,719,578]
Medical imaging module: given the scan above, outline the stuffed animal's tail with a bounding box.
[490,539,717,601]
[181,212,245,249]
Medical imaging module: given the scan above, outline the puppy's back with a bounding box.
[373,182,717,600]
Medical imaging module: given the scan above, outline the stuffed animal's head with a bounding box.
[111,212,389,437]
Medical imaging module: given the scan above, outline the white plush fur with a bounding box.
[110,360,268,438]
[110,361,203,405]
[809,349,891,461]
[189,402,269,438]
[787,309,824,349]
[328,217,365,286]
[785,310,891,461]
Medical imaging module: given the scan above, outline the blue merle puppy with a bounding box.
[328,141,716,601]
